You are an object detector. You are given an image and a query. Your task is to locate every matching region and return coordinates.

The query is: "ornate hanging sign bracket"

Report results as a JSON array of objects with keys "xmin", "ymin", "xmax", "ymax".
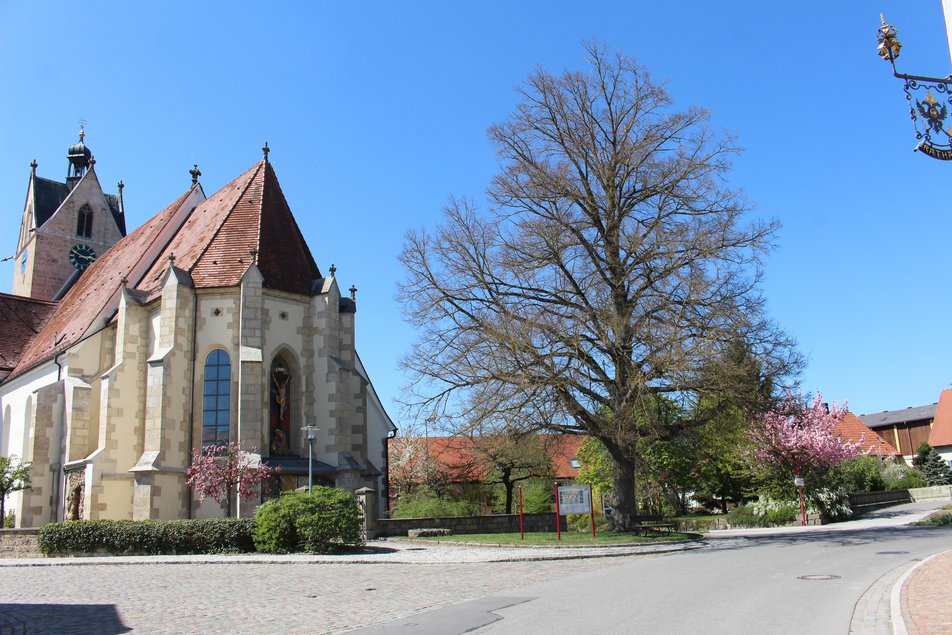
[{"xmin": 878, "ymin": 15, "xmax": 952, "ymax": 160}]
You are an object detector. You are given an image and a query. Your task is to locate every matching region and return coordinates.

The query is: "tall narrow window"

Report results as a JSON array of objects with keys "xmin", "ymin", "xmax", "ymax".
[
  {"xmin": 76, "ymin": 205, "xmax": 93, "ymax": 238},
  {"xmin": 202, "ymin": 349, "xmax": 231, "ymax": 446}
]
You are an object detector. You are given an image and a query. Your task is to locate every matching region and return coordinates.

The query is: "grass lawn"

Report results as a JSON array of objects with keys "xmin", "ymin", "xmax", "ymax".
[
  {"xmin": 913, "ymin": 504, "xmax": 952, "ymax": 526},
  {"xmin": 393, "ymin": 530, "xmax": 695, "ymax": 546}
]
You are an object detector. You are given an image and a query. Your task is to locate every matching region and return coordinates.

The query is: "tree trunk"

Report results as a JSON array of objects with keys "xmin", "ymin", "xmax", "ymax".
[
  {"xmin": 608, "ymin": 456, "xmax": 638, "ymax": 531},
  {"xmin": 498, "ymin": 467, "xmax": 515, "ymax": 514}
]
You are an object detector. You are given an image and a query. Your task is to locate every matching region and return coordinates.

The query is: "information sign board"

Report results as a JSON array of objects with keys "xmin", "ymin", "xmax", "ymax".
[{"xmin": 557, "ymin": 485, "xmax": 592, "ymax": 515}]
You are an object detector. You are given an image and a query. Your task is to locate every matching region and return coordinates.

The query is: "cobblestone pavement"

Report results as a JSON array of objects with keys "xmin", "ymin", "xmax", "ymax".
[
  {"xmin": 901, "ymin": 550, "xmax": 952, "ymax": 635},
  {"xmin": 0, "ymin": 542, "xmax": 680, "ymax": 634}
]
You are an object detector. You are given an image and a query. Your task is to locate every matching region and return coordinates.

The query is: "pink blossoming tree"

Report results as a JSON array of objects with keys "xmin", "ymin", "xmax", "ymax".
[
  {"xmin": 186, "ymin": 442, "xmax": 280, "ymax": 517},
  {"xmin": 748, "ymin": 391, "xmax": 866, "ymax": 521}
]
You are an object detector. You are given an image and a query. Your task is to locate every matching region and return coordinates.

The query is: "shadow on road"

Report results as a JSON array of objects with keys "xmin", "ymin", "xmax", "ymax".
[
  {"xmin": 703, "ymin": 524, "xmax": 952, "ymax": 552},
  {"xmin": 0, "ymin": 603, "xmax": 130, "ymax": 634}
]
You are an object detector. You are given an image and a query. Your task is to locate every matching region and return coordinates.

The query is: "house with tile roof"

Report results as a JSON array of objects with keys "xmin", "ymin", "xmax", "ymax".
[
  {"xmin": 0, "ymin": 138, "xmax": 395, "ymax": 526},
  {"xmin": 929, "ymin": 390, "xmax": 952, "ymax": 464},
  {"xmin": 859, "ymin": 403, "xmax": 936, "ymax": 461},
  {"xmin": 833, "ymin": 413, "xmax": 901, "ymax": 458}
]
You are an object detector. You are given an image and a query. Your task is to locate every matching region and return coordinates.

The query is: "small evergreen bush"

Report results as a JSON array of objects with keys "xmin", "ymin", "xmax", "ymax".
[
  {"xmin": 253, "ymin": 487, "xmax": 363, "ymax": 553},
  {"xmin": 3, "ymin": 511, "xmax": 14, "ymax": 528},
  {"xmin": 912, "ymin": 442, "xmax": 952, "ymax": 486},
  {"xmin": 37, "ymin": 518, "xmax": 255, "ymax": 555}
]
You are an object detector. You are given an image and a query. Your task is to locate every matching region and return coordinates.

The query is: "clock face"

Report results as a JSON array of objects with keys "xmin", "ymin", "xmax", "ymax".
[{"xmin": 68, "ymin": 244, "xmax": 97, "ymax": 270}]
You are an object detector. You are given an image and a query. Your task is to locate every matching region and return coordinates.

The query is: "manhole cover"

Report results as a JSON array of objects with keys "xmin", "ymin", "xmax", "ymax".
[
  {"xmin": 876, "ymin": 551, "xmax": 910, "ymax": 555},
  {"xmin": 798, "ymin": 574, "xmax": 841, "ymax": 581}
]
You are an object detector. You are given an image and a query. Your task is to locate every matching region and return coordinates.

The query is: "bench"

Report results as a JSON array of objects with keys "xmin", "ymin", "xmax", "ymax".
[{"xmin": 629, "ymin": 514, "xmax": 676, "ymax": 535}]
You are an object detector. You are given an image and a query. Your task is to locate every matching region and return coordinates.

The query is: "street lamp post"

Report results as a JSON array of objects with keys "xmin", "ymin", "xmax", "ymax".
[{"xmin": 302, "ymin": 424, "xmax": 319, "ymax": 494}]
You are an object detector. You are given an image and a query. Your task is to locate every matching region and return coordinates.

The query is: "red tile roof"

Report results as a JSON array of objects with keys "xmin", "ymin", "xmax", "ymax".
[
  {"xmin": 401, "ymin": 434, "xmax": 585, "ymax": 481},
  {"xmin": 834, "ymin": 413, "xmax": 901, "ymax": 456},
  {"xmin": 929, "ymin": 389, "xmax": 952, "ymax": 448},
  {"xmin": 138, "ymin": 161, "xmax": 320, "ymax": 298},
  {"xmin": 0, "ymin": 294, "xmax": 57, "ymax": 372}
]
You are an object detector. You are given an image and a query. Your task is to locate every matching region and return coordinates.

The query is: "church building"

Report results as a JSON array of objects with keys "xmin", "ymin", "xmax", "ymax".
[{"xmin": 0, "ymin": 133, "xmax": 396, "ymax": 526}]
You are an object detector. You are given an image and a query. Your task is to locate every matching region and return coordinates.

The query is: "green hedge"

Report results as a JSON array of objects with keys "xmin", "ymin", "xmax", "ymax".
[
  {"xmin": 38, "ymin": 518, "xmax": 255, "ymax": 556},
  {"xmin": 253, "ymin": 488, "xmax": 363, "ymax": 553}
]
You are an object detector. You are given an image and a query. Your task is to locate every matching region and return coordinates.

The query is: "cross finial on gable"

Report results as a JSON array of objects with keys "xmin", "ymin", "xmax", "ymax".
[
  {"xmin": 189, "ymin": 164, "xmax": 202, "ymax": 184},
  {"xmin": 349, "ymin": 284, "xmax": 357, "ymax": 300},
  {"xmin": 168, "ymin": 253, "xmax": 176, "ymax": 266},
  {"xmin": 249, "ymin": 247, "xmax": 258, "ymax": 265},
  {"xmin": 118, "ymin": 180, "xmax": 124, "ymax": 192},
  {"xmin": 30, "ymin": 159, "xmax": 38, "ymax": 176},
  {"xmin": 329, "ymin": 263, "xmax": 336, "ymax": 276},
  {"xmin": 262, "ymin": 141, "xmax": 270, "ymax": 163},
  {"xmin": 120, "ymin": 275, "xmax": 128, "ymax": 288}
]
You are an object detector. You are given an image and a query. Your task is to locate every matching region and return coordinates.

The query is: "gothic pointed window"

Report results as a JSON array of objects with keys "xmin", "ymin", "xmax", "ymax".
[
  {"xmin": 76, "ymin": 205, "xmax": 93, "ymax": 238},
  {"xmin": 202, "ymin": 349, "xmax": 231, "ymax": 446}
]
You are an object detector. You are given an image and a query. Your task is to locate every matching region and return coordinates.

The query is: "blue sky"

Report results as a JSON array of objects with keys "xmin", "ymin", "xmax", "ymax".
[{"xmin": 1, "ymin": 1, "xmax": 949, "ymax": 422}]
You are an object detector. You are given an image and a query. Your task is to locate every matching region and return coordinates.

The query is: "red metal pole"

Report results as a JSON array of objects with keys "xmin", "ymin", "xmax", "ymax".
[
  {"xmin": 588, "ymin": 482, "xmax": 596, "ymax": 539},
  {"xmin": 554, "ymin": 482, "xmax": 561, "ymax": 541},
  {"xmin": 519, "ymin": 486, "xmax": 524, "ymax": 540},
  {"xmin": 797, "ymin": 465, "xmax": 806, "ymax": 526}
]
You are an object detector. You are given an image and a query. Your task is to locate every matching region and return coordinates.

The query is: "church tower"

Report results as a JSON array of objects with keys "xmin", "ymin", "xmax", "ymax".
[{"xmin": 13, "ymin": 131, "xmax": 127, "ymax": 301}]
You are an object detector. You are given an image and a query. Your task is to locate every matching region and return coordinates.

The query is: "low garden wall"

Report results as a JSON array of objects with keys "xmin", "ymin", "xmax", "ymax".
[
  {"xmin": 908, "ymin": 485, "xmax": 952, "ymax": 501},
  {"xmin": 0, "ymin": 529, "xmax": 41, "ymax": 558},
  {"xmin": 848, "ymin": 489, "xmax": 910, "ymax": 512},
  {"xmin": 374, "ymin": 512, "xmax": 566, "ymax": 537}
]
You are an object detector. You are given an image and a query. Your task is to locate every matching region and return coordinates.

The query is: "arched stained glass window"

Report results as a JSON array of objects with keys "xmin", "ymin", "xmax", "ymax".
[{"xmin": 202, "ymin": 349, "xmax": 231, "ymax": 446}]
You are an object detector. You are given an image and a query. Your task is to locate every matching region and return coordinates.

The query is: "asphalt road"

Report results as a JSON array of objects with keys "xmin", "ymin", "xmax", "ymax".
[
  {"xmin": 1, "ymin": 500, "xmax": 949, "ymax": 634},
  {"xmin": 469, "ymin": 517, "xmax": 952, "ymax": 633}
]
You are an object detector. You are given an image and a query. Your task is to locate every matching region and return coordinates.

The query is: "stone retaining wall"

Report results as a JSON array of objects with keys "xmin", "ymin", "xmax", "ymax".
[
  {"xmin": 375, "ymin": 513, "xmax": 566, "ymax": 537},
  {"xmin": 0, "ymin": 529, "xmax": 41, "ymax": 558}
]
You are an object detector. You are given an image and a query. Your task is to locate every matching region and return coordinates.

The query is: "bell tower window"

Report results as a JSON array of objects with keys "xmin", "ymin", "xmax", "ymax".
[{"xmin": 76, "ymin": 206, "xmax": 93, "ymax": 238}]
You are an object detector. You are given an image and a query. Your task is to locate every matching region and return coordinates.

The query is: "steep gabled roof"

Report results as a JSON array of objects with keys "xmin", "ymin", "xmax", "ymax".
[
  {"xmin": 31, "ymin": 172, "xmax": 126, "ymax": 236},
  {"xmin": 0, "ymin": 294, "xmax": 57, "ymax": 372},
  {"xmin": 834, "ymin": 413, "xmax": 901, "ymax": 456},
  {"xmin": 7, "ymin": 188, "xmax": 198, "ymax": 380},
  {"xmin": 138, "ymin": 161, "xmax": 321, "ymax": 298},
  {"xmin": 929, "ymin": 389, "xmax": 952, "ymax": 448}
]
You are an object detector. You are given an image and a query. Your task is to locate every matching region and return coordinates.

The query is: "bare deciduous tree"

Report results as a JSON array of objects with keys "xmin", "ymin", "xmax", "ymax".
[{"xmin": 399, "ymin": 43, "xmax": 800, "ymax": 530}]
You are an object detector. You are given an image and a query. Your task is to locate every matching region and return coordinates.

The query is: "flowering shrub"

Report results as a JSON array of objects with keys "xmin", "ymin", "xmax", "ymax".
[
  {"xmin": 748, "ymin": 391, "xmax": 867, "ymax": 495},
  {"xmin": 748, "ymin": 497, "xmax": 800, "ymax": 523},
  {"xmin": 810, "ymin": 487, "xmax": 852, "ymax": 522},
  {"xmin": 186, "ymin": 442, "xmax": 279, "ymax": 517}
]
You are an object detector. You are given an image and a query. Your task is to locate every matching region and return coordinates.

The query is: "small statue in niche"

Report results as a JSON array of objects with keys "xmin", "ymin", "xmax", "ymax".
[{"xmin": 270, "ymin": 428, "xmax": 288, "ymax": 455}]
